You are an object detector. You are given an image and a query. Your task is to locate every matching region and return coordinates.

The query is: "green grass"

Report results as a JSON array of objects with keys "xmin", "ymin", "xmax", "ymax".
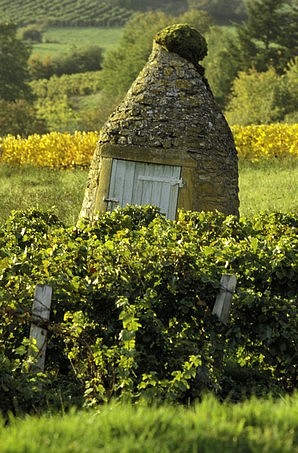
[
  {"xmin": 1, "ymin": 395, "xmax": 297, "ymax": 452},
  {"xmin": 238, "ymin": 158, "xmax": 298, "ymax": 217},
  {"xmin": 0, "ymin": 158, "xmax": 297, "ymax": 226},
  {"xmin": 0, "ymin": 165, "xmax": 88, "ymax": 225},
  {"xmin": 32, "ymin": 27, "xmax": 123, "ymax": 58}
]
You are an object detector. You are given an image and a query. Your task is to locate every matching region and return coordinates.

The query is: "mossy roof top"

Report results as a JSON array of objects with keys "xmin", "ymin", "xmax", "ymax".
[
  {"xmin": 154, "ymin": 23, "xmax": 207, "ymax": 65},
  {"xmin": 98, "ymin": 24, "xmax": 235, "ymax": 153}
]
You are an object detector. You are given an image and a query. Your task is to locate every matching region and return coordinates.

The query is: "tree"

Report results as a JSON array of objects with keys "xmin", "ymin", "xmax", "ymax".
[
  {"xmin": 101, "ymin": 9, "xmax": 214, "ymax": 100},
  {"xmin": 101, "ymin": 11, "xmax": 176, "ymax": 98},
  {"xmin": 178, "ymin": 8, "xmax": 214, "ymax": 34},
  {"xmin": 203, "ymin": 26, "xmax": 239, "ymax": 108},
  {"xmin": 282, "ymin": 57, "xmax": 298, "ymax": 123},
  {"xmin": 20, "ymin": 25, "xmax": 43, "ymax": 43},
  {"xmin": 0, "ymin": 99, "xmax": 47, "ymax": 136},
  {"xmin": 187, "ymin": 0, "xmax": 246, "ymax": 23},
  {"xmin": 0, "ymin": 22, "xmax": 32, "ymax": 101},
  {"xmin": 28, "ymin": 54, "xmax": 56, "ymax": 80},
  {"xmin": 234, "ymin": 0, "xmax": 298, "ymax": 73},
  {"xmin": 224, "ymin": 67, "xmax": 291, "ymax": 125}
]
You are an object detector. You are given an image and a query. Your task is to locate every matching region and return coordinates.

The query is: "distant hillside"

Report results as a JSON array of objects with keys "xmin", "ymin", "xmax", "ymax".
[
  {"xmin": 0, "ymin": 1, "xmax": 245, "ymax": 28},
  {"xmin": 0, "ymin": 0, "xmax": 133, "ymax": 27}
]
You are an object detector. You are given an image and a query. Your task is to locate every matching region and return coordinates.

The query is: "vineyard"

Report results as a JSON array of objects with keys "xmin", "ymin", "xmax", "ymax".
[
  {"xmin": 0, "ymin": 0, "xmax": 133, "ymax": 26},
  {"xmin": 0, "ymin": 124, "xmax": 297, "ymax": 168},
  {"xmin": 0, "ymin": 126, "xmax": 297, "ymax": 449},
  {"xmin": 0, "ymin": 206, "xmax": 297, "ymax": 414}
]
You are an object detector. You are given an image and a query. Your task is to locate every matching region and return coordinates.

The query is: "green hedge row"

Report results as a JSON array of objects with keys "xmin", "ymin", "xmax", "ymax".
[{"xmin": 0, "ymin": 207, "xmax": 297, "ymax": 415}]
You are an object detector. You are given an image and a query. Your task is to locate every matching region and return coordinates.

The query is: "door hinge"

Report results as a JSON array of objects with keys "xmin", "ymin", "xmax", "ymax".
[
  {"xmin": 172, "ymin": 178, "xmax": 184, "ymax": 188},
  {"xmin": 103, "ymin": 196, "xmax": 119, "ymax": 203},
  {"xmin": 138, "ymin": 175, "xmax": 184, "ymax": 187}
]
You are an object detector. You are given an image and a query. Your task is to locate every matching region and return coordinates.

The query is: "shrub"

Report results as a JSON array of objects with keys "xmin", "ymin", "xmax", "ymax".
[
  {"xmin": 0, "ymin": 131, "xmax": 97, "ymax": 166},
  {"xmin": 0, "ymin": 99, "xmax": 47, "ymax": 137},
  {"xmin": 28, "ymin": 55, "xmax": 56, "ymax": 80},
  {"xmin": 28, "ymin": 46, "xmax": 104, "ymax": 80},
  {"xmin": 20, "ymin": 26, "xmax": 43, "ymax": 43},
  {"xmin": 225, "ymin": 64, "xmax": 297, "ymax": 125}
]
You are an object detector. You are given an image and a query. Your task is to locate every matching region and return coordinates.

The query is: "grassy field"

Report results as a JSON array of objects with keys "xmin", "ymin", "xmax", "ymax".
[
  {"xmin": 1, "ymin": 395, "xmax": 297, "ymax": 452},
  {"xmin": 0, "ymin": 165, "xmax": 87, "ymax": 225},
  {"xmin": 32, "ymin": 27, "xmax": 123, "ymax": 58},
  {"xmin": 0, "ymin": 158, "xmax": 297, "ymax": 225},
  {"xmin": 238, "ymin": 158, "xmax": 298, "ymax": 216}
]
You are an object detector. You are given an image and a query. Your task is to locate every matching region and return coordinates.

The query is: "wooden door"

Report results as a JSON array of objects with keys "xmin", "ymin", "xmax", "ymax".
[{"xmin": 105, "ymin": 159, "xmax": 182, "ymax": 219}]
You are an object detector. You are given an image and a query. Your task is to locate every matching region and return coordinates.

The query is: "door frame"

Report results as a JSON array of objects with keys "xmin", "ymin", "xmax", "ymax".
[
  {"xmin": 94, "ymin": 144, "xmax": 197, "ymax": 219},
  {"xmin": 106, "ymin": 159, "xmax": 183, "ymax": 219}
]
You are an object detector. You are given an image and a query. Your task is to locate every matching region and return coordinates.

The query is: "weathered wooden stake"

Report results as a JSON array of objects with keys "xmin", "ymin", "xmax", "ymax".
[
  {"xmin": 212, "ymin": 274, "xmax": 237, "ymax": 324},
  {"xmin": 29, "ymin": 284, "xmax": 52, "ymax": 372}
]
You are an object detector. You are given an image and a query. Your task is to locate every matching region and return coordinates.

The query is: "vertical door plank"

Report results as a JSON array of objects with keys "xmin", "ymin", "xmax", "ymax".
[{"xmin": 107, "ymin": 159, "xmax": 181, "ymax": 219}]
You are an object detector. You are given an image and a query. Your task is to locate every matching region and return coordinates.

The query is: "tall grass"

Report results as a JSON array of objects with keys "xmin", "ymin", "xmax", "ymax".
[
  {"xmin": 0, "ymin": 158, "xmax": 297, "ymax": 225},
  {"xmin": 0, "ymin": 394, "xmax": 297, "ymax": 452}
]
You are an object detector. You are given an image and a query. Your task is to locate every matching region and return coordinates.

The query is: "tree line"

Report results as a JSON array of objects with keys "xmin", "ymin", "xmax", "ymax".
[{"xmin": 101, "ymin": 0, "xmax": 297, "ymax": 122}]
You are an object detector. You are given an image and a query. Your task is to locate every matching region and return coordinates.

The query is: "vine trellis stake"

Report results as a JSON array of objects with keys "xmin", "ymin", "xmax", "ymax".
[
  {"xmin": 212, "ymin": 274, "xmax": 237, "ymax": 324},
  {"xmin": 29, "ymin": 284, "xmax": 52, "ymax": 372}
]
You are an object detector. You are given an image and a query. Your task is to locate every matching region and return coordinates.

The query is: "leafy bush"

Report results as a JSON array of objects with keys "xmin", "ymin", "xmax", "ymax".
[
  {"xmin": 20, "ymin": 26, "xmax": 43, "ymax": 43},
  {"xmin": 0, "ymin": 99, "xmax": 47, "ymax": 137},
  {"xmin": 0, "ymin": 207, "xmax": 297, "ymax": 416},
  {"xmin": 28, "ymin": 46, "xmax": 104, "ymax": 80},
  {"xmin": 225, "ymin": 64, "xmax": 298, "ymax": 125}
]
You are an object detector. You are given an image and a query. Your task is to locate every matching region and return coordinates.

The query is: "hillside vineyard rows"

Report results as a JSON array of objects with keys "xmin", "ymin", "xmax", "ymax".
[{"xmin": 0, "ymin": 0, "xmax": 133, "ymax": 26}]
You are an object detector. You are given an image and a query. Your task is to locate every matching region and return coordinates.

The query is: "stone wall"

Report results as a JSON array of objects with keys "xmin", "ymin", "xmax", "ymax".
[{"xmin": 80, "ymin": 25, "xmax": 239, "ymax": 218}]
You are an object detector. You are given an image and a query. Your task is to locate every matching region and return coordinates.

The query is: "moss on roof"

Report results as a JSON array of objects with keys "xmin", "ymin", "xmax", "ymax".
[{"xmin": 154, "ymin": 23, "xmax": 208, "ymax": 66}]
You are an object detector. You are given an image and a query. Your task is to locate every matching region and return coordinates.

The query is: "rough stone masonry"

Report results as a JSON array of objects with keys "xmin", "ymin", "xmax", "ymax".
[{"xmin": 80, "ymin": 24, "xmax": 239, "ymax": 218}]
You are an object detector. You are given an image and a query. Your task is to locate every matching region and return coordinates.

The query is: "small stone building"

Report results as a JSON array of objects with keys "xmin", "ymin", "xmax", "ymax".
[{"xmin": 80, "ymin": 24, "xmax": 239, "ymax": 220}]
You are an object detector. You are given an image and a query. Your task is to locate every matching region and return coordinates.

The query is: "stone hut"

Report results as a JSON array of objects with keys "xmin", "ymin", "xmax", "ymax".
[{"xmin": 80, "ymin": 24, "xmax": 239, "ymax": 220}]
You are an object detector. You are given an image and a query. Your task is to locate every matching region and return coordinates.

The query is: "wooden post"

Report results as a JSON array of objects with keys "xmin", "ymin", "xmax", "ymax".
[
  {"xmin": 29, "ymin": 284, "xmax": 52, "ymax": 372},
  {"xmin": 212, "ymin": 274, "xmax": 237, "ymax": 324}
]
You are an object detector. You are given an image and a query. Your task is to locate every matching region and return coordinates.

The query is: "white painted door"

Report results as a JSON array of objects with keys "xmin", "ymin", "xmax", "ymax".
[{"xmin": 105, "ymin": 159, "xmax": 182, "ymax": 219}]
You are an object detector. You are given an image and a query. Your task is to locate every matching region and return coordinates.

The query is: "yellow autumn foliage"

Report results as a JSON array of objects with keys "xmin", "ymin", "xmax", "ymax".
[
  {"xmin": 0, "ymin": 131, "xmax": 98, "ymax": 168},
  {"xmin": 231, "ymin": 124, "xmax": 298, "ymax": 160},
  {"xmin": 0, "ymin": 124, "xmax": 297, "ymax": 168}
]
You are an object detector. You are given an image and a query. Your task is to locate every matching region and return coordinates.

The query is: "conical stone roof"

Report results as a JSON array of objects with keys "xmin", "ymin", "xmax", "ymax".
[{"xmin": 80, "ymin": 24, "xmax": 239, "ymax": 218}]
